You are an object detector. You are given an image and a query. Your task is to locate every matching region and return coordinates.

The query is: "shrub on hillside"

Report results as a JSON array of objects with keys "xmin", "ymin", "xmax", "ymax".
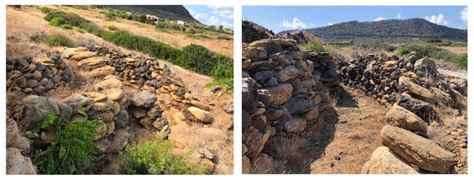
[
  {"xmin": 303, "ymin": 39, "xmax": 328, "ymax": 53},
  {"xmin": 43, "ymin": 34, "xmax": 75, "ymax": 47},
  {"xmin": 397, "ymin": 42, "xmax": 467, "ymax": 69},
  {"xmin": 42, "ymin": 10, "xmax": 234, "ymax": 90},
  {"xmin": 44, "ymin": 11, "xmax": 89, "ymax": 26},
  {"xmin": 176, "ymin": 44, "xmax": 233, "ymax": 79},
  {"xmin": 119, "ymin": 138, "xmax": 210, "ymax": 174}
]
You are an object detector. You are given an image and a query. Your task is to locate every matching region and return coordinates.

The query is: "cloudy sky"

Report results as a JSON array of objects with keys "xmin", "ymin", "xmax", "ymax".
[
  {"xmin": 243, "ymin": 6, "xmax": 468, "ymax": 33},
  {"xmin": 185, "ymin": 5, "xmax": 233, "ymax": 28}
]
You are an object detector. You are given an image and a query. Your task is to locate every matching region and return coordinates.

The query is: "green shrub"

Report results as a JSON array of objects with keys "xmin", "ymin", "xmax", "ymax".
[
  {"xmin": 38, "ymin": 6, "xmax": 53, "ymax": 14},
  {"xmin": 303, "ymin": 39, "xmax": 328, "ymax": 53},
  {"xmin": 32, "ymin": 113, "xmax": 101, "ymax": 174},
  {"xmin": 44, "ymin": 11, "xmax": 89, "ymax": 26},
  {"xmin": 107, "ymin": 25, "xmax": 119, "ymax": 31},
  {"xmin": 48, "ymin": 17, "xmax": 65, "ymax": 27},
  {"xmin": 120, "ymin": 138, "xmax": 210, "ymax": 174},
  {"xmin": 43, "ymin": 34, "xmax": 75, "ymax": 47}
]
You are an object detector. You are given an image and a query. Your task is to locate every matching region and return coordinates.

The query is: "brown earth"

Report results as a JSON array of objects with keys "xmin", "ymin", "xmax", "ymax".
[{"xmin": 310, "ymin": 86, "xmax": 388, "ymax": 174}]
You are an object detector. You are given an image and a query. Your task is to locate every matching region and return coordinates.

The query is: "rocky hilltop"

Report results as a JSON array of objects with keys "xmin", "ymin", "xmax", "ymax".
[
  {"xmin": 281, "ymin": 18, "xmax": 467, "ymax": 43},
  {"xmin": 98, "ymin": 5, "xmax": 200, "ymax": 23}
]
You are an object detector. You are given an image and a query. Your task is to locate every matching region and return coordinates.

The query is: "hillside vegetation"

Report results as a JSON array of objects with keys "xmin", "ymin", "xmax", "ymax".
[{"xmin": 41, "ymin": 7, "xmax": 233, "ymax": 89}]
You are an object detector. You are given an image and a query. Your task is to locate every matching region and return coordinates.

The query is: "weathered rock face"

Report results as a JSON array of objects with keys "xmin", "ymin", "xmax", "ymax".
[
  {"xmin": 414, "ymin": 58, "xmax": 437, "ymax": 78},
  {"xmin": 131, "ymin": 91, "xmax": 157, "ymax": 108},
  {"xmin": 381, "ymin": 125, "xmax": 456, "ymax": 173},
  {"xmin": 384, "ymin": 104, "xmax": 427, "ymax": 133},
  {"xmin": 242, "ymin": 20, "xmax": 275, "ymax": 44},
  {"xmin": 242, "ymin": 22, "xmax": 338, "ymax": 173},
  {"xmin": 361, "ymin": 146, "xmax": 419, "ymax": 174},
  {"xmin": 396, "ymin": 93, "xmax": 436, "ymax": 123},
  {"xmin": 21, "ymin": 95, "xmax": 60, "ymax": 130},
  {"xmin": 6, "ymin": 147, "xmax": 36, "ymax": 174}
]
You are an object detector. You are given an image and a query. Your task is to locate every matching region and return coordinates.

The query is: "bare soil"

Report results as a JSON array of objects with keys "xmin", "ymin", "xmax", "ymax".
[{"xmin": 310, "ymin": 86, "xmax": 388, "ymax": 174}]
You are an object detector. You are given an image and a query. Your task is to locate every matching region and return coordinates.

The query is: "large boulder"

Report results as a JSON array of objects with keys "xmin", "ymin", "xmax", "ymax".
[
  {"xmin": 278, "ymin": 65, "xmax": 299, "ymax": 82},
  {"xmin": 381, "ymin": 125, "xmax": 456, "ymax": 173},
  {"xmin": 399, "ymin": 76, "xmax": 434, "ymax": 102},
  {"xmin": 131, "ymin": 91, "xmax": 156, "ymax": 108},
  {"xmin": 21, "ymin": 95, "xmax": 60, "ymax": 130},
  {"xmin": 187, "ymin": 106, "xmax": 213, "ymax": 123},
  {"xmin": 258, "ymin": 83, "xmax": 293, "ymax": 105},
  {"xmin": 284, "ymin": 96, "xmax": 316, "ymax": 114},
  {"xmin": 414, "ymin": 58, "xmax": 437, "ymax": 77},
  {"xmin": 62, "ymin": 93, "xmax": 94, "ymax": 114},
  {"xmin": 396, "ymin": 93, "xmax": 436, "ymax": 123},
  {"xmin": 384, "ymin": 104, "xmax": 427, "ymax": 133},
  {"xmin": 6, "ymin": 147, "xmax": 36, "ymax": 174},
  {"xmin": 361, "ymin": 146, "xmax": 419, "ymax": 174}
]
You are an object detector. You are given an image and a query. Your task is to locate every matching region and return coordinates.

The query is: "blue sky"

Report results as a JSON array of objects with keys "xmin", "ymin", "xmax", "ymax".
[
  {"xmin": 185, "ymin": 5, "xmax": 233, "ymax": 28},
  {"xmin": 243, "ymin": 6, "xmax": 468, "ymax": 33}
]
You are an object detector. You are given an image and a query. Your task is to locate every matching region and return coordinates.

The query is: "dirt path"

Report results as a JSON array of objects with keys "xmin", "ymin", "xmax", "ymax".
[{"xmin": 310, "ymin": 86, "xmax": 388, "ymax": 174}]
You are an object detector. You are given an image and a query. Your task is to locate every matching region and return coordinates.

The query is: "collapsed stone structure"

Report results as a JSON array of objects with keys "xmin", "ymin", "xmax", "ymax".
[
  {"xmin": 336, "ymin": 52, "xmax": 466, "ymax": 105},
  {"xmin": 6, "ymin": 44, "xmax": 227, "ymax": 174},
  {"xmin": 358, "ymin": 53, "xmax": 467, "ymax": 174},
  {"xmin": 242, "ymin": 22, "xmax": 339, "ymax": 173}
]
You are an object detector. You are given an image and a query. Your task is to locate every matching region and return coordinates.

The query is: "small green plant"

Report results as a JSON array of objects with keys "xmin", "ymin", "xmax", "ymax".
[
  {"xmin": 120, "ymin": 138, "xmax": 210, "ymax": 174},
  {"xmin": 107, "ymin": 25, "xmax": 119, "ymax": 31},
  {"xmin": 303, "ymin": 39, "xmax": 328, "ymax": 53},
  {"xmin": 27, "ymin": 112, "xmax": 61, "ymax": 138},
  {"xmin": 32, "ymin": 113, "xmax": 101, "ymax": 174},
  {"xmin": 43, "ymin": 34, "xmax": 75, "ymax": 47},
  {"xmin": 48, "ymin": 17, "xmax": 65, "ymax": 27}
]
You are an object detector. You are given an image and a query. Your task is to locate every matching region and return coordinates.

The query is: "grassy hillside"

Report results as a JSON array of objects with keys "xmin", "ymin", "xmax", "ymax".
[{"xmin": 40, "ymin": 7, "xmax": 233, "ymax": 89}]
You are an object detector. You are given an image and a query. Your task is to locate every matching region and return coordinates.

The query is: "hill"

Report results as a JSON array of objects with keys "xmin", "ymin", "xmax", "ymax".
[
  {"xmin": 280, "ymin": 18, "xmax": 467, "ymax": 43},
  {"xmin": 98, "ymin": 5, "xmax": 200, "ymax": 23}
]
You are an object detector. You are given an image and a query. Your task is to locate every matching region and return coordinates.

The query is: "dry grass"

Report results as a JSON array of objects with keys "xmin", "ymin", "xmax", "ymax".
[{"xmin": 440, "ymin": 46, "xmax": 467, "ymax": 55}]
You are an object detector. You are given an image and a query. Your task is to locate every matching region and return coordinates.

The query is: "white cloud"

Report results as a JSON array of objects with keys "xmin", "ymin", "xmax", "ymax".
[
  {"xmin": 328, "ymin": 22, "xmax": 333, "ymax": 26},
  {"xmin": 208, "ymin": 5, "xmax": 233, "ymax": 19},
  {"xmin": 397, "ymin": 14, "xmax": 402, "ymax": 19},
  {"xmin": 308, "ymin": 23, "xmax": 316, "ymax": 27},
  {"xmin": 189, "ymin": 9, "xmax": 233, "ymax": 28},
  {"xmin": 281, "ymin": 17, "xmax": 308, "ymax": 30},
  {"xmin": 460, "ymin": 7, "xmax": 468, "ymax": 23},
  {"xmin": 373, "ymin": 17, "xmax": 385, "ymax": 21},
  {"xmin": 425, "ymin": 14, "xmax": 448, "ymax": 26}
]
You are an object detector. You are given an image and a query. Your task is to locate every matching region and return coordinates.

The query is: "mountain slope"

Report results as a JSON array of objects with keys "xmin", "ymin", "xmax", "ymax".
[
  {"xmin": 280, "ymin": 18, "xmax": 467, "ymax": 43},
  {"xmin": 98, "ymin": 5, "xmax": 200, "ymax": 24}
]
